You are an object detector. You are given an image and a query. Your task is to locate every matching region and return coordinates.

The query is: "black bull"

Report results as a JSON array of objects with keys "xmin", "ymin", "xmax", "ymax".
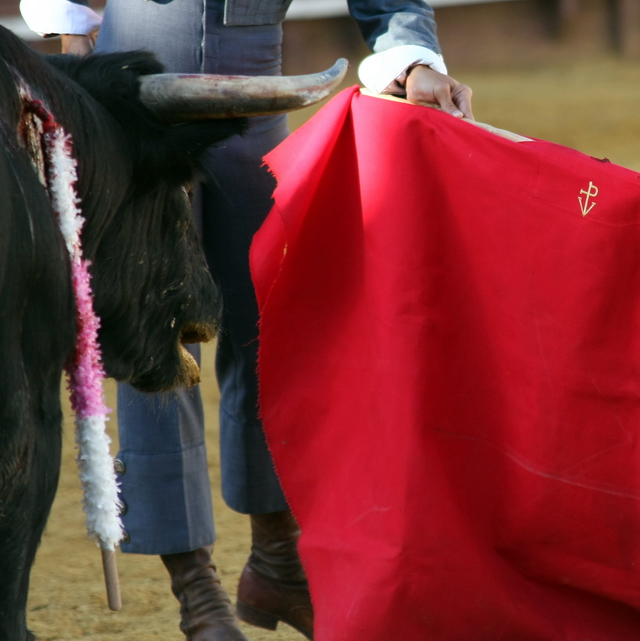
[{"xmin": 0, "ymin": 26, "xmax": 249, "ymax": 639}]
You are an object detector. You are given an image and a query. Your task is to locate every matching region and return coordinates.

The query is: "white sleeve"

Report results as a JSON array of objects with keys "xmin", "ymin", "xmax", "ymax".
[
  {"xmin": 358, "ymin": 45, "xmax": 448, "ymax": 95},
  {"xmin": 20, "ymin": 0, "xmax": 102, "ymax": 36}
]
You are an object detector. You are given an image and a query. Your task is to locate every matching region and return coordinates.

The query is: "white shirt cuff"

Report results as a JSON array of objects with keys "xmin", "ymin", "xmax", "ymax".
[
  {"xmin": 358, "ymin": 45, "xmax": 448, "ymax": 95},
  {"xmin": 20, "ymin": 0, "xmax": 102, "ymax": 36}
]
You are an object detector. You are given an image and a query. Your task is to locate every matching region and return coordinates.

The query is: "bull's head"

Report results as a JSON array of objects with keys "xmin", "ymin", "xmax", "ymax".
[{"xmin": 37, "ymin": 48, "xmax": 347, "ymax": 393}]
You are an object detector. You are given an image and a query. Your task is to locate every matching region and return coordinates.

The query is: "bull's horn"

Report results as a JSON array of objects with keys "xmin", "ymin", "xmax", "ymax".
[{"xmin": 139, "ymin": 58, "xmax": 349, "ymax": 121}]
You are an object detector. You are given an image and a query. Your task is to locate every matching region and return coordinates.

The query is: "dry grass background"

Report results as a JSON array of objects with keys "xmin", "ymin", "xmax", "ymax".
[{"xmin": 27, "ymin": 55, "xmax": 640, "ymax": 639}]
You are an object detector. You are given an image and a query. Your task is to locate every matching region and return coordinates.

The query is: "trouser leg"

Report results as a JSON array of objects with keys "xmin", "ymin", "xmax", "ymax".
[
  {"xmin": 199, "ymin": 2, "xmax": 290, "ymax": 515},
  {"xmin": 115, "ymin": 344, "xmax": 215, "ymax": 555},
  {"xmin": 200, "ymin": 121, "xmax": 290, "ymax": 515}
]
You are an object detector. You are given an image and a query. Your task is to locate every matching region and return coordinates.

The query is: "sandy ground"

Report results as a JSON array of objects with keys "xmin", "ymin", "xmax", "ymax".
[{"xmin": 27, "ymin": 56, "xmax": 640, "ymax": 639}]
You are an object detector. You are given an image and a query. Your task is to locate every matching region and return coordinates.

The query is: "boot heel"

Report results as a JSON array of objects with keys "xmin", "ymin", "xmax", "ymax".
[{"xmin": 237, "ymin": 600, "xmax": 280, "ymax": 631}]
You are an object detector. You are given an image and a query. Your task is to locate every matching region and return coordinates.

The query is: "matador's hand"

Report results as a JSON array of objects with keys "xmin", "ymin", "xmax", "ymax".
[{"xmin": 405, "ymin": 65, "xmax": 473, "ymax": 120}]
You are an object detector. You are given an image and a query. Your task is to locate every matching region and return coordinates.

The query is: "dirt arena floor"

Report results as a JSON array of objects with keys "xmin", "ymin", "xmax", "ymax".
[{"xmin": 27, "ymin": 55, "xmax": 640, "ymax": 639}]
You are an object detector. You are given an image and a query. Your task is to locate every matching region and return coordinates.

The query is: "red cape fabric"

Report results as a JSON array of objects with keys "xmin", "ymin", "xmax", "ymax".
[{"xmin": 250, "ymin": 87, "xmax": 640, "ymax": 640}]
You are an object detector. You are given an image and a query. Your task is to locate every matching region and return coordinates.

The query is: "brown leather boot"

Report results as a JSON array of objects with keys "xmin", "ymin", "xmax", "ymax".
[
  {"xmin": 236, "ymin": 511, "xmax": 313, "ymax": 640},
  {"xmin": 161, "ymin": 546, "xmax": 248, "ymax": 641}
]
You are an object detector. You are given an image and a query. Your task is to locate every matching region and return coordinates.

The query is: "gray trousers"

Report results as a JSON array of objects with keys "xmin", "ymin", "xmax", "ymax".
[{"xmin": 96, "ymin": 0, "xmax": 288, "ymax": 555}]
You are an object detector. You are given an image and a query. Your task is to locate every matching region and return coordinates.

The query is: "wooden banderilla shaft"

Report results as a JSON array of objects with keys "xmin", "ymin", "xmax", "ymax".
[{"xmin": 100, "ymin": 544, "xmax": 122, "ymax": 611}]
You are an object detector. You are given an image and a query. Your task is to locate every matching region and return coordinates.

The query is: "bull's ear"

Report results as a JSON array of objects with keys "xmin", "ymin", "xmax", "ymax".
[{"xmin": 135, "ymin": 118, "xmax": 249, "ymax": 189}]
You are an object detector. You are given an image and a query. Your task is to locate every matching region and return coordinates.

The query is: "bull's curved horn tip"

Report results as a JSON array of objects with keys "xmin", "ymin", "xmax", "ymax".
[{"xmin": 139, "ymin": 58, "xmax": 351, "ymax": 121}]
